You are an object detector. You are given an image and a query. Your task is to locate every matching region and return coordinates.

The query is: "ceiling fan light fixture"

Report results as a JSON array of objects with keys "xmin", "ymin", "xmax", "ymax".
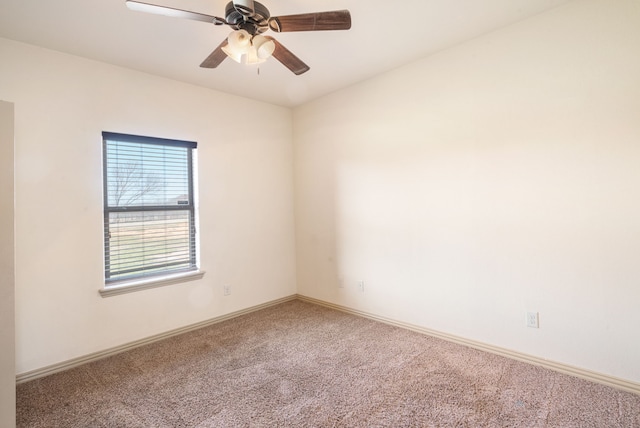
[
  {"xmin": 227, "ymin": 29, "xmax": 251, "ymax": 49},
  {"xmin": 221, "ymin": 44, "xmax": 243, "ymax": 63},
  {"xmin": 222, "ymin": 30, "xmax": 275, "ymax": 65},
  {"xmin": 252, "ymin": 34, "xmax": 275, "ymax": 59},
  {"xmin": 245, "ymin": 46, "xmax": 263, "ymax": 65},
  {"xmin": 222, "ymin": 29, "xmax": 251, "ymax": 63}
]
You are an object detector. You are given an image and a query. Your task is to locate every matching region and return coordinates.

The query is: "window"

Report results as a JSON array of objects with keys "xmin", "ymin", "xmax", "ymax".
[{"xmin": 102, "ymin": 132, "xmax": 199, "ymax": 290}]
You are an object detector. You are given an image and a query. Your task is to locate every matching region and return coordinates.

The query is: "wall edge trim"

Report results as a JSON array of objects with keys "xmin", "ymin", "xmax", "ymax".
[
  {"xmin": 16, "ymin": 294, "xmax": 298, "ymax": 384},
  {"xmin": 296, "ymin": 294, "xmax": 640, "ymax": 396},
  {"xmin": 18, "ymin": 293, "xmax": 640, "ymax": 396}
]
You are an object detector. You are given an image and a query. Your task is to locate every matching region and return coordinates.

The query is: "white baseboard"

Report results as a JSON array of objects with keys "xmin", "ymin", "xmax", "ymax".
[
  {"xmin": 16, "ymin": 295, "xmax": 298, "ymax": 384},
  {"xmin": 17, "ymin": 293, "xmax": 640, "ymax": 396},
  {"xmin": 296, "ymin": 294, "xmax": 640, "ymax": 396}
]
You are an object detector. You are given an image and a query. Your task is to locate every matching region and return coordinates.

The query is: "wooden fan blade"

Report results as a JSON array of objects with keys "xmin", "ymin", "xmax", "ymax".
[
  {"xmin": 126, "ymin": 1, "xmax": 225, "ymax": 24},
  {"xmin": 268, "ymin": 10, "xmax": 351, "ymax": 32},
  {"xmin": 200, "ymin": 40, "xmax": 228, "ymax": 68},
  {"xmin": 265, "ymin": 37, "xmax": 310, "ymax": 75}
]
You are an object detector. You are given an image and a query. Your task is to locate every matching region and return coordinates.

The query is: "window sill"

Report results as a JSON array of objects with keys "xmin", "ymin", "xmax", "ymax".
[{"xmin": 99, "ymin": 270, "xmax": 205, "ymax": 297}]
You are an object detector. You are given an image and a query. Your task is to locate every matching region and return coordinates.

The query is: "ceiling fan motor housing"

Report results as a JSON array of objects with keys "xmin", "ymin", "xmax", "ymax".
[
  {"xmin": 232, "ymin": 0, "xmax": 254, "ymax": 15},
  {"xmin": 225, "ymin": 1, "xmax": 270, "ymax": 35}
]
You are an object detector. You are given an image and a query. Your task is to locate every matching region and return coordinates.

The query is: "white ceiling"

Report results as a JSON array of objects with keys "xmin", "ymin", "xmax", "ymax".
[{"xmin": 0, "ymin": 0, "xmax": 572, "ymax": 107}]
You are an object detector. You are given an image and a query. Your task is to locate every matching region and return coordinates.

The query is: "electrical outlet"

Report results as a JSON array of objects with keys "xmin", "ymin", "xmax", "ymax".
[
  {"xmin": 358, "ymin": 280, "xmax": 365, "ymax": 292},
  {"xmin": 526, "ymin": 312, "xmax": 539, "ymax": 328},
  {"xmin": 338, "ymin": 277, "xmax": 345, "ymax": 289},
  {"xmin": 223, "ymin": 284, "xmax": 231, "ymax": 296}
]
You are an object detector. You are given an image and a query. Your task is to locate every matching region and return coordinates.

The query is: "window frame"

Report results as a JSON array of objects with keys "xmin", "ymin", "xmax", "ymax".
[{"xmin": 100, "ymin": 131, "xmax": 203, "ymax": 296}]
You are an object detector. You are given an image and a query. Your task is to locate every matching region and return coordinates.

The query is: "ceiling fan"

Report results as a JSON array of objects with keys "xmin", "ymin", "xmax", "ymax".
[{"xmin": 126, "ymin": 0, "xmax": 352, "ymax": 75}]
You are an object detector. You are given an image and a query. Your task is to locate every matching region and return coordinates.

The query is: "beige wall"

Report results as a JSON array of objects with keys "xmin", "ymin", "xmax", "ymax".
[
  {"xmin": 0, "ymin": 38, "xmax": 297, "ymax": 375},
  {"xmin": 294, "ymin": 0, "xmax": 640, "ymax": 383},
  {"xmin": 0, "ymin": 100, "xmax": 16, "ymax": 427},
  {"xmin": 3, "ymin": 0, "xmax": 640, "ymax": 390}
]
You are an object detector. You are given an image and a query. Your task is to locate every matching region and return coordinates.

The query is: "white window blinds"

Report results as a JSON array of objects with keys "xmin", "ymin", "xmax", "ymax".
[{"xmin": 102, "ymin": 132, "xmax": 197, "ymax": 283}]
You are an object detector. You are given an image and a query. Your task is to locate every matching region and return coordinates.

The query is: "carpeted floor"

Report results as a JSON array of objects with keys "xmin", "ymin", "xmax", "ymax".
[{"xmin": 16, "ymin": 299, "xmax": 640, "ymax": 427}]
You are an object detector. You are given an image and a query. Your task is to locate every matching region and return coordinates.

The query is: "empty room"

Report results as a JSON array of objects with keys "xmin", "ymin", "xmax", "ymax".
[{"xmin": 1, "ymin": 0, "xmax": 639, "ymax": 426}]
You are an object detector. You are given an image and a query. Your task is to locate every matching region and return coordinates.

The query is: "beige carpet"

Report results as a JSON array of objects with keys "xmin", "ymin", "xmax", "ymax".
[{"xmin": 16, "ymin": 300, "xmax": 640, "ymax": 427}]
